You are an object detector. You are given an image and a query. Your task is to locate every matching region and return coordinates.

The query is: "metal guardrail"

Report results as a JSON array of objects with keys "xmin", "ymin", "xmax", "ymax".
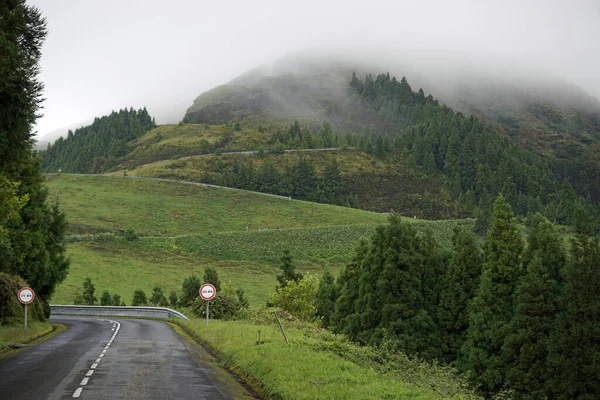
[{"xmin": 50, "ymin": 305, "xmax": 189, "ymax": 320}]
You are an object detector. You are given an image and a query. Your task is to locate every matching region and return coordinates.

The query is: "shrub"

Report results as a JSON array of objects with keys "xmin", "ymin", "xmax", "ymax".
[
  {"xmin": 179, "ymin": 275, "xmax": 201, "ymax": 307},
  {"xmin": 149, "ymin": 286, "xmax": 168, "ymax": 307},
  {"xmin": 132, "ymin": 289, "xmax": 148, "ymax": 306},
  {"xmin": 268, "ymin": 274, "xmax": 319, "ymax": 321},
  {"xmin": 191, "ymin": 284, "xmax": 249, "ymax": 320}
]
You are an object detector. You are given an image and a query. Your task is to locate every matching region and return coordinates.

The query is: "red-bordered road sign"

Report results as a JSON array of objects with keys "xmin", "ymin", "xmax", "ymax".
[
  {"xmin": 18, "ymin": 287, "xmax": 35, "ymax": 304},
  {"xmin": 199, "ymin": 283, "xmax": 216, "ymax": 301}
]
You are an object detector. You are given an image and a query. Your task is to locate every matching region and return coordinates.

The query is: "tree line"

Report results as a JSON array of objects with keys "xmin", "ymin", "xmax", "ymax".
[
  {"xmin": 201, "ymin": 157, "xmax": 349, "ymax": 205},
  {"xmin": 306, "ymin": 196, "xmax": 599, "ymax": 399},
  {"xmin": 40, "ymin": 107, "xmax": 156, "ymax": 173}
]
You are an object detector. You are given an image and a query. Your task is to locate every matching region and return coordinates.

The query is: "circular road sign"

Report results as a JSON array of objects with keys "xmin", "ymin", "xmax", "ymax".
[
  {"xmin": 18, "ymin": 287, "xmax": 35, "ymax": 305},
  {"xmin": 199, "ymin": 283, "xmax": 216, "ymax": 301}
]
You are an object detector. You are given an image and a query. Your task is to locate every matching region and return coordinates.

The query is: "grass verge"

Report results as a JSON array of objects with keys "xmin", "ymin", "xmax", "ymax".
[
  {"xmin": 0, "ymin": 322, "xmax": 67, "ymax": 360},
  {"xmin": 172, "ymin": 317, "xmax": 480, "ymax": 400}
]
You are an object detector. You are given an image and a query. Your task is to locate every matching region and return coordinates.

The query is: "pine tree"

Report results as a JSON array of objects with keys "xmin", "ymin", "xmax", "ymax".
[
  {"xmin": 132, "ymin": 289, "xmax": 148, "ymax": 306},
  {"xmin": 150, "ymin": 286, "xmax": 168, "ymax": 307},
  {"xmin": 203, "ymin": 267, "xmax": 221, "ymax": 292},
  {"xmin": 315, "ymin": 270, "xmax": 337, "ymax": 326},
  {"xmin": 547, "ymin": 234, "xmax": 600, "ymax": 399},
  {"xmin": 331, "ymin": 240, "xmax": 368, "ymax": 336},
  {"xmin": 179, "ymin": 275, "xmax": 201, "ymax": 307},
  {"xmin": 438, "ymin": 228, "xmax": 482, "ymax": 362},
  {"xmin": 82, "ymin": 278, "xmax": 97, "ymax": 305},
  {"xmin": 100, "ymin": 290, "xmax": 112, "ymax": 306},
  {"xmin": 502, "ymin": 214, "xmax": 565, "ymax": 399},
  {"xmin": 276, "ymin": 249, "xmax": 303, "ymax": 290},
  {"xmin": 169, "ymin": 291, "xmax": 178, "ymax": 309},
  {"xmin": 462, "ymin": 195, "xmax": 523, "ymax": 394}
]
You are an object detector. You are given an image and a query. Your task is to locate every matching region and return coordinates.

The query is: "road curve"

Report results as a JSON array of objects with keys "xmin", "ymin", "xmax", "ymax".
[{"xmin": 0, "ymin": 317, "xmax": 256, "ymax": 400}]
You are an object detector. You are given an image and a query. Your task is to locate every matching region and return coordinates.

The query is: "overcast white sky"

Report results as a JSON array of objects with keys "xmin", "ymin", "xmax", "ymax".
[{"xmin": 29, "ymin": 0, "xmax": 600, "ymax": 137}]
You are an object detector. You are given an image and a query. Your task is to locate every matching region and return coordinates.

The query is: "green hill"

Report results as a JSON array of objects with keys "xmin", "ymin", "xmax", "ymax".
[
  {"xmin": 40, "ymin": 66, "xmax": 600, "ymax": 231},
  {"xmin": 46, "ymin": 174, "xmax": 473, "ymax": 306}
]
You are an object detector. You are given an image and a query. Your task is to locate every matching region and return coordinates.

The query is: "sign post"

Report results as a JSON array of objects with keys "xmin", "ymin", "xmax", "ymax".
[
  {"xmin": 18, "ymin": 287, "xmax": 35, "ymax": 329},
  {"xmin": 199, "ymin": 283, "xmax": 216, "ymax": 326}
]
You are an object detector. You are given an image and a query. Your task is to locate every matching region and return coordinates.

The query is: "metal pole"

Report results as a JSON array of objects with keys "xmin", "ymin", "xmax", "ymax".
[
  {"xmin": 206, "ymin": 301, "xmax": 209, "ymax": 326},
  {"xmin": 24, "ymin": 304, "xmax": 28, "ymax": 329}
]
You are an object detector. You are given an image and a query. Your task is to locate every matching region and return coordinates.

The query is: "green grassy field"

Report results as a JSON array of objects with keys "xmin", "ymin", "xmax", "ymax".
[
  {"xmin": 46, "ymin": 174, "xmax": 388, "ymax": 236},
  {"xmin": 47, "ymin": 175, "xmax": 473, "ymax": 307},
  {"xmin": 177, "ymin": 318, "xmax": 480, "ymax": 400},
  {"xmin": 52, "ymin": 242, "xmax": 287, "ymax": 308}
]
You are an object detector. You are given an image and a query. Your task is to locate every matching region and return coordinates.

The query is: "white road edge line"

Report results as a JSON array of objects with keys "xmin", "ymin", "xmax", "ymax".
[{"xmin": 73, "ymin": 388, "xmax": 83, "ymax": 398}]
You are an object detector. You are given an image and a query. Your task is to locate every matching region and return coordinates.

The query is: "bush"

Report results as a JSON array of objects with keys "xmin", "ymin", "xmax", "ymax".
[
  {"xmin": 191, "ymin": 284, "xmax": 249, "ymax": 320},
  {"xmin": 0, "ymin": 273, "xmax": 45, "ymax": 325},
  {"xmin": 132, "ymin": 289, "xmax": 148, "ymax": 306},
  {"xmin": 149, "ymin": 286, "xmax": 168, "ymax": 307},
  {"xmin": 268, "ymin": 274, "xmax": 319, "ymax": 321},
  {"xmin": 123, "ymin": 227, "xmax": 137, "ymax": 241},
  {"xmin": 179, "ymin": 275, "xmax": 201, "ymax": 307}
]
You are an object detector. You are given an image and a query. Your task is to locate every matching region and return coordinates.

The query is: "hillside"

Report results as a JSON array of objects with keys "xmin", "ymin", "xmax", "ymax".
[
  {"xmin": 183, "ymin": 54, "xmax": 600, "ymax": 204},
  {"xmin": 46, "ymin": 174, "xmax": 473, "ymax": 306},
  {"xmin": 40, "ymin": 65, "xmax": 600, "ymax": 231}
]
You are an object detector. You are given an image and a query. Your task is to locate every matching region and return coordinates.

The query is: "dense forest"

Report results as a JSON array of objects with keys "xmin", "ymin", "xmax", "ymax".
[
  {"xmin": 40, "ymin": 108, "xmax": 156, "ymax": 173},
  {"xmin": 315, "ymin": 198, "xmax": 599, "ymax": 399},
  {"xmin": 0, "ymin": 1, "xmax": 69, "ymax": 323},
  {"xmin": 345, "ymin": 73, "xmax": 599, "ymax": 231}
]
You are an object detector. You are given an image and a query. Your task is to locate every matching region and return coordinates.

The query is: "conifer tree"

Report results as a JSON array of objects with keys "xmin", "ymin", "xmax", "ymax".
[
  {"xmin": 276, "ymin": 249, "xmax": 303, "ymax": 290},
  {"xmin": 0, "ymin": 1, "xmax": 69, "ymax": 312},
  {"xmin": 315, "ymin": 270, "xmax": 337, "ymax": 326},
  {"xmin": 547, "ymin": 234, "xmax": 600, "ymax": 399},
  {"xmin": 203, "ymin": 267, "xmax": 221, "ymax": 292},
  {"xmin": 502, "ymin": 214, "xmax": 565, "ymax": 399},
  {"xmin": 462, "ymin": 195, "xmax": 523, "ymax": 394},
  {"xmin": 132, "ymin": 289, "xmax": 148, "ymax": 306},
  {"xmin": 438, "ymin": 228, "xmax": 482, "ymax": 362}
]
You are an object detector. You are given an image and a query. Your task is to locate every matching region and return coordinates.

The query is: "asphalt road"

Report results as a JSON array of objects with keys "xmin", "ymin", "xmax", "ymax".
[{"xmin": 0, "ymin": 317, "xmax": 256, "ymax": 400}]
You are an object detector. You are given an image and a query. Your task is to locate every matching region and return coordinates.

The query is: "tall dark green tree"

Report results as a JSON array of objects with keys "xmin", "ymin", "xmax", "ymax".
[
  {"xmin": 276, "ymin": 249, "xmax": 303, "ymax": 290},
  {"xmin": 502, "ymin": 214, "xmax": 565, "ymax": 399},
  {"xmin": 0, "ymin": 1, "xmax": 69, "ymax": 315},
  {"xmin": 203, "ymin": 267, "xmax": 221, "ymax": 292},
  {"xmin": 333, "ymin": 217, "xmax": 441, "ymax": 360},
  {"xmin": 462, "ymin": 195, "xmax": 523, "ymax": 394},
  {"xmin": 437, "ymin": 228, "xmax": 483, "ymax": 362},
  {"xmin": 179, "ymin": 275, "xmax": 201, "ymax": 307},
  {"xmin": 315, "ymin": 270, "xmax": 337, "ymax": 326},
  {"xmin": 547, "ymin": 234, "xmax": 600, "ymax": 399}
]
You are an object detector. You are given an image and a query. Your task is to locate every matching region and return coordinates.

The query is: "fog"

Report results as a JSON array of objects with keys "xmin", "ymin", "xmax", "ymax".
[{"xmin": 29, "ymin": 0, "xmax": 600, "ymax": 139}]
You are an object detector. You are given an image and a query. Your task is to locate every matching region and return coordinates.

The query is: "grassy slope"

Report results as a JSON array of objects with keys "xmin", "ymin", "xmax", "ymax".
[
  {"xmin": 46, "ymin": 174, "xmax": 387, "ymax": 236},
  {"xmin": 179, "ymin": 318, "xmax": 479, "ymax": 400},
  {"xmin": 47, "ymin": 175, "xmax": 473, "ymax": 307}
]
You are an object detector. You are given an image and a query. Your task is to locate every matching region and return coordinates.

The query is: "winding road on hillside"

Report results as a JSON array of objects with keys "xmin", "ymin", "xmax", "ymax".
[{"xmin": 0, "ymin": 317, "xmax": 255, "ymax": 400}]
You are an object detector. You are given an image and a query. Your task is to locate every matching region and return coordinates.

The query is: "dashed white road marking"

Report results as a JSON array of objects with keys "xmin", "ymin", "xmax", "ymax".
[{"xmin": 71, "ymin": 320, "xmax": 121, "ymax": 398}]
